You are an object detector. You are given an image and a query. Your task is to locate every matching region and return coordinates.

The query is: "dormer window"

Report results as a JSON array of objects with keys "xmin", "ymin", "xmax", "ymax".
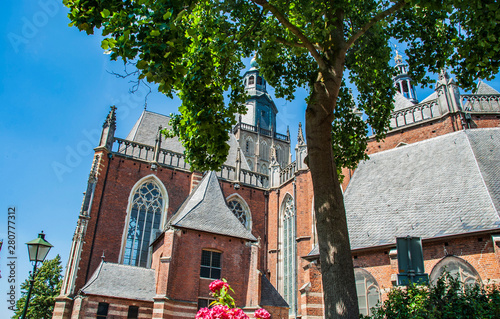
[{"xmin": 248, "ymin": 76, "xmax": 255, "ymax": 85}]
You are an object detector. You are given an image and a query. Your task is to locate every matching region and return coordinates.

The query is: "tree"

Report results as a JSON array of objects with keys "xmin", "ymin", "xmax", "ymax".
[
  {"xmin": 13, "ymin": 255, "xmax": 63, "ymax": 319},
  {"xmin": 62, "ymin": 0, "xmax": 500, "ymax": 317}
]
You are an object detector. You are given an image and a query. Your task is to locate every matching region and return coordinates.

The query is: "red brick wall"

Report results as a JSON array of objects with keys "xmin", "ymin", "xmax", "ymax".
[
  {"xmin": 267, "ymin": 170, "xmax": 315, "ymax": 318},
  {"xmin": 219, "ymin": 180, "xmax": 268, "ymax": 272},
  {"xmin": 162, "ymin": 228, "xmax": 253, "ymax": 307},
  {"xmin": 367, "ymin": 114, "xmax": 500, "ymax": 155},
  {"xmin": 350, "ymin": 234, "xmax": 500, "ymax": 299},
  {"xmin": 75, "ymin": 153, "xmax": 193, "ymax": 292},
  {"xmin": 75, "ymin": 295, "xmax": 153, "ymax": 319}
]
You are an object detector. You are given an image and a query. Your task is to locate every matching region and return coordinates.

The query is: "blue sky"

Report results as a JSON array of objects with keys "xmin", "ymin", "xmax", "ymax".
[{"xmin": 1, "ymin": 1, "xmax": 499, "ymax": 317}]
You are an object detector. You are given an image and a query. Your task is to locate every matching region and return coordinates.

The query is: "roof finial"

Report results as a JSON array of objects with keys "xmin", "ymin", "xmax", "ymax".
[
  {"xmin": 394, "ymin": 49, "xmax": 403, "ymax": 64},
  {"xmin": 103, "ymin": 105, "xmax": 117, "ymax": 129},
  {"xmin": 297, "ymin": 122, "xmax": 305, "ymax": 145}
]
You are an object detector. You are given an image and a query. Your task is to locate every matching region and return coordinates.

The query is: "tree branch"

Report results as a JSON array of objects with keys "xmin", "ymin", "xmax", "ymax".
[
  {"xmin": 346, "ymin": 0, "xmax": 407, "ymax": 49},
  {"xmin": 276, "ymin": 36, "xmax": 306, "ymax": 48},
  {"xmin": 252, "ymin": 0, "xmax": 327, "ymax": 70}
]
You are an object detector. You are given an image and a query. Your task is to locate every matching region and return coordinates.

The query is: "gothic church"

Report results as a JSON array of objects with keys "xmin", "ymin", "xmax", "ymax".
[{"xmin": 52, "ymin": 56, "xmax": 500, "ymax": 319}]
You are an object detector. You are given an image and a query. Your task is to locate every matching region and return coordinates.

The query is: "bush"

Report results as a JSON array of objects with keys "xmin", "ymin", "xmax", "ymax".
[{"xmin": 366, "ymin": 273, "xmax": 500, "ymax": 319}]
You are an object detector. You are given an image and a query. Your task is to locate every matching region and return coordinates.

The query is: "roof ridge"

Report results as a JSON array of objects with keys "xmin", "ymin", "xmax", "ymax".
[
  {"xmin": 464, "ymin": 129, "xmax": 500, "ymax": 216},
  {"xmin": 366, "ymin": 130, "xmax": 465, "ymax": 159}
]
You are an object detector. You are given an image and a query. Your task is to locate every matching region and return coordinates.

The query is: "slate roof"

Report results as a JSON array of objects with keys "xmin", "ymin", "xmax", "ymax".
[
  {"xmin": 393, "ymin": 92, "xmax": 416, "ymax": 111},
  {"xmin": 168, "ymin": 171, "xmax": 257, "ymax": 241},
  {"xmin": 81, "ymin": 261, "xmax": 155, "ymax": 301},
  {"xmin": 475, "ymin": 81, "xmax": 500, "ymax": 95},
  {"xmin": 260, "ymin": 275, "xmax": 289, "ymax": 308},
  {"xmin": 343, "ymin": 128, "xmax": 500, "ymax": 250},
  {"xmin": 126, "ymin": 110, "xmax": 250, "ymax": 170}
]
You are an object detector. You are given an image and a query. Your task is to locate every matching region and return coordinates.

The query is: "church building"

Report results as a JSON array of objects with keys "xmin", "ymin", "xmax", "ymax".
[{"xmin": 52, "ymin": 56, "xmax": 500, "ymax": 319}]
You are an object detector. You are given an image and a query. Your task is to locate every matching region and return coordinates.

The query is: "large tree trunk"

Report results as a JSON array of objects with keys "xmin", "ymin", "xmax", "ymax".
[{"xmin": 305, "ymin": 69, "xmax": 359, "ymax": 319}]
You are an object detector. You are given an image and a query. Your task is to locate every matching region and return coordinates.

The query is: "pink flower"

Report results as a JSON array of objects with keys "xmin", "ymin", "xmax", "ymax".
[
  {"xmin": 196, "ymin": 307, "xmax": 212, "ymax": 319},
  {"xmin": 209, "ymin": 279, "xmax": 229, "ymax": 293},
  {"xmin": 228, "ymin": 307, "xmax": 249, "ymax": 319},
  {"xmin": 254, "ymin": 308, "xmax": 271, "ymax": 319},
  {"xmin": 211, "ymin": 305, "xmax": 231, "ymax": 319}
]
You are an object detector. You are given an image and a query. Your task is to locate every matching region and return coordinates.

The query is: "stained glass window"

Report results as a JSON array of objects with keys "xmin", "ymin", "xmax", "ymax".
[
  {"xmin": 123, "ymin": 180, "xmax": 164, "ymax": 267},
  {"xmin": 227, "ymin": 196, "xmax": 251, "ymax": 229}
]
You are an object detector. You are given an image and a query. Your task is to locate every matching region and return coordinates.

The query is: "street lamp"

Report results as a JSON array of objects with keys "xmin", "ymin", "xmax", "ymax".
[{"xmin": 21, "ymin": 231, "xmax": 53, "ymax": 319}]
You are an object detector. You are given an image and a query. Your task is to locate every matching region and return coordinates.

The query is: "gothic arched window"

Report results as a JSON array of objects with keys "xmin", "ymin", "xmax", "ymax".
[
  {"xmin": 281, "ymin": 194, "xmax": 296, "ymax": 316},
  {"xmin": 245, "ymin": 136, "xmax": 254, "ymax": 156},
  {"xmin": 226, "ymin": 194, "xmax": 252, "ymax": 229},
  {"xmin": 355, "ymin": 268, "xmax": 381, "ymax": 316},
  {"xmin": 260, "ymin": 164, "xmax": 268, "ymax": 175},
  {"xmin": 123, "ymin": 177, "xmax": 166, "ymax": 267},
  {"xmin": 260, "ymin": 140, "xmax": 269, "ymax": 161},
  {"xmin": 430, "ymin": 256, "xmax": 481, "ymax": 286}
]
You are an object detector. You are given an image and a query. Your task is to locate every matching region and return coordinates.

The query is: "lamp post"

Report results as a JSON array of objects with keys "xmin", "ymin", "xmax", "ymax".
[{"xmin": 21, "ymin": 231, "xmax": 53, "ymax": 319}]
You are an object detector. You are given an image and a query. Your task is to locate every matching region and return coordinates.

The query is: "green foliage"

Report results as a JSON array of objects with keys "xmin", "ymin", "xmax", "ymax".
[
  {"xmin": 366, "ymin": 273, "xmax": 500, "ymax": 319},
  {"xmin": 12, "ymin": 255, "xmax": 63, "ymax": 319},
  {"xmin": 62, "ymin": 0, "xmax": 500, "ymax": 172}
]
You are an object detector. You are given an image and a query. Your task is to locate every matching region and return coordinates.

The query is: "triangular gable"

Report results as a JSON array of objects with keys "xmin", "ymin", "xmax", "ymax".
[{"xmin": 169, "ymin": 171, "xmax": 257, "ymax": 241}]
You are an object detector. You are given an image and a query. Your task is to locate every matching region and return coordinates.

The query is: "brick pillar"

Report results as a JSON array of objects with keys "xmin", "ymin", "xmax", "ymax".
[
  {"xmin": 246, "ymin": 241, "xmax": 262, "ymax": 307},
  {"xmin": 190, "ymin": 172, "xmax": 204, "ymax": 192},
  {"xmin": 52, "ymin": 296, "xmax": 73, "ymax": 319}
]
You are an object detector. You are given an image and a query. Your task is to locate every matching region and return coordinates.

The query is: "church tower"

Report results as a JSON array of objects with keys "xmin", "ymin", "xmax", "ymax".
[
  {"xmin": 233, "ymin": 57, "xmax": 291, "ymax": 173},
  {"xmin": 393, "ymin": 51, "xmax": 418, "ymax": 103}
]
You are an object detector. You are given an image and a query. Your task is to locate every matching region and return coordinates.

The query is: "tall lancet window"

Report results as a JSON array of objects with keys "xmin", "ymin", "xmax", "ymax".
[
  {"xmin": 281, "ymin": 194, "xmax": 296, "ymax": 315},
  {"xmin": 123, "ymin": 179, "xmax": 165, "ymax": 267}
]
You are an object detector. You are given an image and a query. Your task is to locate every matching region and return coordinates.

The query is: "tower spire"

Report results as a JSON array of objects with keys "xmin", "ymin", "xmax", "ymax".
[{"xmin": 393, "ymin": 50, "xmax": 418, "ymax": 103}]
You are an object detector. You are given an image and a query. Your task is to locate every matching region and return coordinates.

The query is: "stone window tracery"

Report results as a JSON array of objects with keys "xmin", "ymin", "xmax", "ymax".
[
  {"xmin": 226, "ymin": 195, "xmax": 251, "ymax": 229},
  {"xmin": 123, "ymin": 179, "xmax": 165, "ymax": 267},
  {"xmin": 355, "ymin": 268, "xmax": 380, "ymax": 316},
  {"xmin": 430, "ymin": 256, "xmax": 481, "ymax": 286}
]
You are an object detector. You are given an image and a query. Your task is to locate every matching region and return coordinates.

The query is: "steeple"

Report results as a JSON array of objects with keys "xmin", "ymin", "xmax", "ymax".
[
  {"xmin": 393, "ymin": 51, "xmax": 418, "ymax": 103},
  {"xmin": 239, "ymin": 55, "xmax": 278, "ymax": 131}
]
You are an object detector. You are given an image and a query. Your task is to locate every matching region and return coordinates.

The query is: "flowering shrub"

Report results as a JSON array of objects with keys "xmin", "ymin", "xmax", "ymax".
[
  {"xmin": 196, "ymin": 279, "xmax": 271, "ymax": 319},
  {"xmin": 209, "ymin": 279, "xmax": 230, "ymax": 294}
]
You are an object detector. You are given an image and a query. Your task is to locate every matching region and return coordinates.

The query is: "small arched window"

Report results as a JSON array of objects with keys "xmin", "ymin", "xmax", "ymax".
[
  {"xmin": 260, "ymin": 164, "xmax": 268, "ymax": 175},
  {"xmin": 123, "ymin": 178, "xmax": 166, "ymax": 267},
  {"xmin": 430, "ymin": 256, "xmax": 481, "ymax": 285},
  {"xmin": 247, "ymin": 159, "xmax": 253, "ymax": 170},
  {"xmin": 245, "ymin": 136, "xmax": 254, "ymax": 156},
  {"xmin": 355, "ymin": 268, "xmax": 380, "ymax": 316},
  {"xmin": 226, "ymin": 194, "xmax": 252, "ymax": 229},
  {"xmin": 260, "ymin": 140, "xmax": 269, "ymax": 161},
  {"xmin": 257, "ymin": 76, "xmax": 262, "ymax": 85},
  {"xmin": 248, "ymin": 76, "xmax": 255, "ymax": 85}
]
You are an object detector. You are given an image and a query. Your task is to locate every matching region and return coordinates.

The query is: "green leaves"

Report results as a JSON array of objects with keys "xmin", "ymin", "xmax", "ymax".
[
  {"xmin": 13, "ymin": 255, "xmax": 63, "ymax": 319},
  {"xmin": 368, "ymin": 273, "xmax": 500, "ymax": 319}
]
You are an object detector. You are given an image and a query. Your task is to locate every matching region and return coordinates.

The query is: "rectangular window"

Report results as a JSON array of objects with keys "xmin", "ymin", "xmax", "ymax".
[
  {"xmin": 127, "ymin": 306, "xmax": 139, "ymax": 319},
  {"xmin": 200, "ymin": 250, "xmax": 221, "ymax": 279},
  {"xmin": 96, "ymin": 302, "xmax": 109, "ymax": 319},
  {"xmin": 197, "ymin": 298, "xmax": 215, "ymax": 310}
]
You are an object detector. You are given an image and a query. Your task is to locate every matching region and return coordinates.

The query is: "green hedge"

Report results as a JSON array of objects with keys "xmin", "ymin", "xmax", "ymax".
[{"xmin": 365, "ymin": 273, "xmax": 500, "ymax": 319}]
